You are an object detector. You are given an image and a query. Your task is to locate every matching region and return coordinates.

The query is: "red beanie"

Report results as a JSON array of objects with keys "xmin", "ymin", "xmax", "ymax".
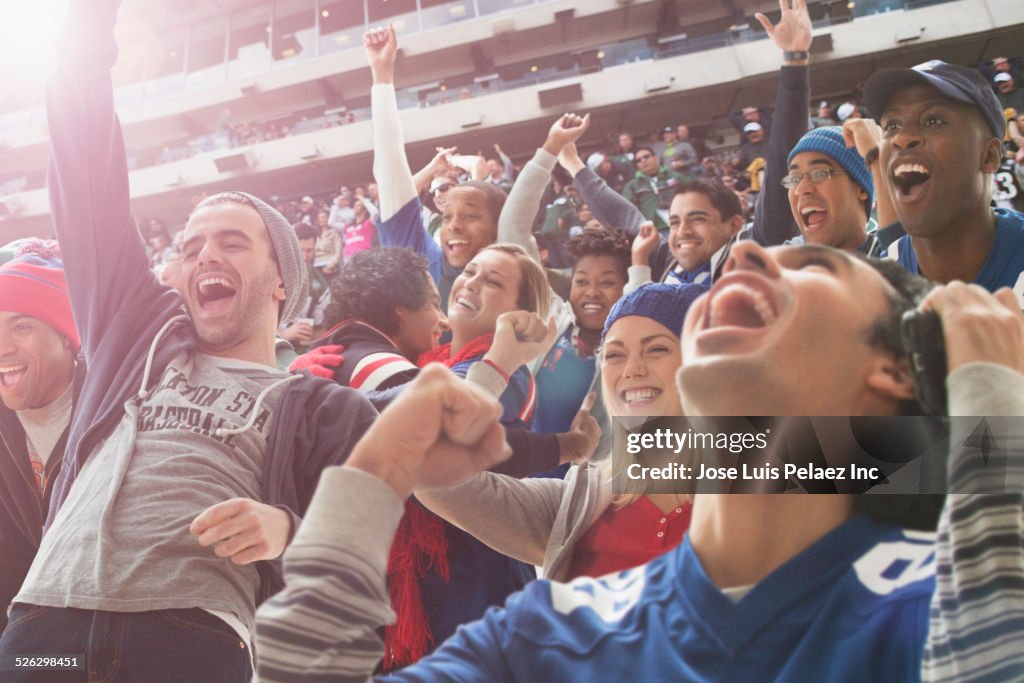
[{"xmin": 0, "ymin": 248, "xmax": 80, "ymax": 351}]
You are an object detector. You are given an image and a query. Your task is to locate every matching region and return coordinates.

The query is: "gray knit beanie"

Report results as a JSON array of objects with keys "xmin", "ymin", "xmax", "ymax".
[{"xmin": 233, "ymin": 192, "xmax": 308, "ymax": 325}]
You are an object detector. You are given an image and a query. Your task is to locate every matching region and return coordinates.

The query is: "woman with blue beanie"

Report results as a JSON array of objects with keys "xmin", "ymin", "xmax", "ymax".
[{"xmin": 418, "ymin": 282, "xmax": 708, "ymax": 582}]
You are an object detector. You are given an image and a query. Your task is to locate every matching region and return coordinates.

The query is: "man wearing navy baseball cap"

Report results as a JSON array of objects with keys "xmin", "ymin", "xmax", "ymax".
[{"xmin": 865, "ymin": 59, "xmax": 1024, "ymax": 302}]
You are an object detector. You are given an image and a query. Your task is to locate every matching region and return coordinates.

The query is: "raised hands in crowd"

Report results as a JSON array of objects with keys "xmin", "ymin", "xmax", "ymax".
[
  {"xmin": 542, "ymin": 113, "xmax": 591, "ymax": 157},
  {"xmin": 755, "ymin": 0, "xmax": 813, "ymax": 57},
  {"xmin": 8, "ymin": 2, "xmax": 1024, "ymax": 683},
  {"xmin": 631, "ymin": 221, "xmax": 661, "ymax": 269},
  {"xmin": 364, "ymin": 23, "xmax": 398, "ymax": 84}
]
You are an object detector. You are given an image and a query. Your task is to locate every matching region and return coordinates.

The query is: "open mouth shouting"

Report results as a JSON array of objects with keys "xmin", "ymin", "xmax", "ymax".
[
  {"xmin": 446, "ymin": 239, "xmax": 472, "ymax": 260},
  {"xmin": 693, "ymin": 274, "xmax": 782, "ymax": 352},
  {"xmin": 194, "ymin": 275, "xmax": 238, "ymax": 316},
  {"xmin": 799, "ymin": 204, "xmax": 829, "ymax": 234},
  {"xmin": 0, "ymin": 364, "xmax": 27, "ymax": 392},
  {"xmin": 706, "ymin": 283, "xmax": 777, "ymax": 330},
  {"xmin": 891, "ymin": 161, "xmax": 932, "ymax": 204}
]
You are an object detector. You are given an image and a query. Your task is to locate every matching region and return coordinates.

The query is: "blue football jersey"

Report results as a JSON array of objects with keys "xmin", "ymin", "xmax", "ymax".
[
  {"xmin": 385, "ymin": 515, "xmax": 935, "ymax": 682},
  {"xmin": 887, "ymin": 208, "xmax": 1024, "ymax": 305}
]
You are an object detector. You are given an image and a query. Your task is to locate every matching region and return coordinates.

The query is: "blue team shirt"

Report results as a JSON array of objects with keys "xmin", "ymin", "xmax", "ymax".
[
  {"xmin": 533, "ymin": 328, "xmax": 597, "ymax": 434},
  {"xmin": 886, "ymin": 208, "xmax": 1024, "ymax": 299},
  {"xmin": 381, "ymin": 515, "xmax": 935, "ymax": 682},
  {"xmin": 377, "ymin": 196, "xmax": 442, "ymax": 280}
]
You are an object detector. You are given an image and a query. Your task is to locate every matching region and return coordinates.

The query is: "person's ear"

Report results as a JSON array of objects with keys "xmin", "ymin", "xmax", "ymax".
[
  {"xmin": 273, "ymin": 272, "xmax": 287, "ymax": 304},
  {"xmin": 865, "ymin": 353, "xmax": 917, "ymax": 403},
  {"xmin": 728, "ymin": 214, "xmax": 744, "ymax": 236},
  {"xmin": 981, "ymin": 135, "xmax": 1003, "ymax": 174}
]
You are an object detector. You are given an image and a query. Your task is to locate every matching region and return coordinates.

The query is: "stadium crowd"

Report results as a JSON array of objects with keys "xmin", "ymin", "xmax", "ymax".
[{"xmin": 1, "ymin": 0, "xmax": 1024, "ymax": 681}]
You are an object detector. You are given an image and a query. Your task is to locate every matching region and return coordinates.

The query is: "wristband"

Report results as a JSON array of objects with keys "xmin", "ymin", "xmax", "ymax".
[
  {"xmin": 482, "ymin": 358, "xmax": 510, "ymax": 383},
  {"xmin": 863, "ymin": 146, "xmax": 880, "ymax": 166},
  {"xmin": 783, "ymin": 50, "xmax": 809, "ymax": 62}
]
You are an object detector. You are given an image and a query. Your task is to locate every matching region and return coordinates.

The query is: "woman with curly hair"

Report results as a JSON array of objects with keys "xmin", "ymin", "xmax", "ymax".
[
  {"xmin": 495, "ymin": 115, "xmax": 638, "ymax": 436},
  {"xmin": 312, "ymin": 247, "xmax": 447, "ymax": 392}
]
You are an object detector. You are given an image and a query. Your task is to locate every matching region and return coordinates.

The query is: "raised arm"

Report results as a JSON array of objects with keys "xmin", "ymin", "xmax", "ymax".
[
  {"xmin": 750, "ymin": 0, "xmax": 812, "ymax": 247},
  {"xmin": 412, "ymin": 146, "xmax": 458, "ymax": 196},
  {"xmin": 365, "ymin": 26, "xmax": 441, "ymax": 276},
  {"xmin": 494, "ymin": 143, "xmax": 515, "ymax": 183},
  {"xmin": 560, "ymin": 142, "xmax": 645, "ymax": 235},
  {"xmin": 624, "ymin": 222, "xmax": 660, "ymax": 295},
  {"xmin": 366, "ymin": 25, "xmax": 417, "ymax": 221},
  {"xmin": 499, "ymin": 113, "xmax": 590, "ymax": 263},
  {"xmin": 47, "ymin": 0, "xmax": 170, "ymax": 357},
  {"xmin": 1010, "ymin": 117, "xmax": 1024, "ymax": 151},
  {"xmin": 843, "ymin": 119, "xmax": 897, "ymax": 229}
]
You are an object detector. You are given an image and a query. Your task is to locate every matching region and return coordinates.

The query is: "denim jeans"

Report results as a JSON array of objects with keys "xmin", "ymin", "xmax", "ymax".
[{"xmin": 0, "ymin": 605, "xmax": 252, "ymax": 682}]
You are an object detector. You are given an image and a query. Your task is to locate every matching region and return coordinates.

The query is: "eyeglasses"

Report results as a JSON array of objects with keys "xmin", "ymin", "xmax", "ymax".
[
  {"xmin": 634, "ymin": 154, "xmax": 655, "ymax": 164},
  {"xmin": 780, "ymin": 168, "xmax": 846, "ymax": 189},
  {"xmin": 432, "ymin": 183, "xmax": 454, "ymax": 196}
]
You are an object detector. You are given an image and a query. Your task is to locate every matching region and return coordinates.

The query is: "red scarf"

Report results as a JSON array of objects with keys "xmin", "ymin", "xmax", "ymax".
[
  {"xmin": 383, "ymin": 334, "xmax": 495, "ymax": 669},
  {"xmin": 415, "ymin": 333, "xmax": 495, "ymax": 368}
]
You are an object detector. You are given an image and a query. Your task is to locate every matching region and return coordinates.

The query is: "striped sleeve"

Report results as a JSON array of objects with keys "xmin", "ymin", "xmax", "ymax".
[
  {"xmin": 255, "ymin": 467, "xmax": 403, "ymax": 683},
  {"xmin": 922, "ymin": 364, "xmax": 1024, "ymax": 683},
  {"xmin": 350, "ymin": 352, "xmax": 419, "ymax": 392}
]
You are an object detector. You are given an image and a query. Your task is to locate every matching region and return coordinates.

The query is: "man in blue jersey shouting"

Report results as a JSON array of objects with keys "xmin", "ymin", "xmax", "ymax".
[{"xmin": 866, "ymin": 60, "xmax": 1024, "ymax": 302}]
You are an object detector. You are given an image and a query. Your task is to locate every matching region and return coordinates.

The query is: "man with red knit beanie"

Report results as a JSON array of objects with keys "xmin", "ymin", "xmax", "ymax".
[{"xmin": 0, "ymin": 240, "xmax": 81, "ymax": 634}]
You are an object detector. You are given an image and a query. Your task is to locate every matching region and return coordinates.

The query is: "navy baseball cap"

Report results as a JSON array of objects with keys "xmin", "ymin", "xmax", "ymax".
[{"xmin": 864, "ymin": 59, "xmax": 1005, "ymax": 139}]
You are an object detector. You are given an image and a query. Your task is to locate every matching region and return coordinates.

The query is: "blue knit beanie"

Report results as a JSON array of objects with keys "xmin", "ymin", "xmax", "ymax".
[
  {"xmin": 601, "ymin": 283, "xmax": 709, "ymax": 343},
  {"xmin": 787, "ymin": 127, "xmax": 874, "ymax": 209}
]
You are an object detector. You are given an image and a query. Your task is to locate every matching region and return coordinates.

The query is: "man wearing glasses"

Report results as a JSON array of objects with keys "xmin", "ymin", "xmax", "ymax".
[
  {"xmin": 743, "ymin": 0, "xmax": 898, "ymax": 257},
  {"xmin": 426, "ymin": 175, "xmax": 459, "ymax": 241},
  {"xmin": 621, "ymin": 145, "xmax": 690, "ymax": 235},
  {"xmin": 782, "ymin": 126, "xmax": 891, "ymax": 255}
]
